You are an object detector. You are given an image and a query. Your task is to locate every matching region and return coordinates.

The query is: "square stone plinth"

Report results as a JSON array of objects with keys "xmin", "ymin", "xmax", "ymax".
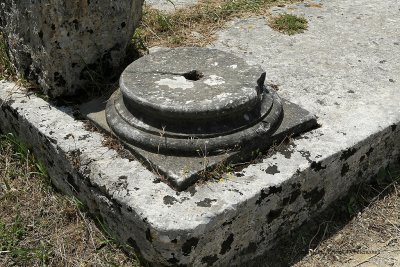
[{"xmin": 80, "ymin": 91, "xmax": 317, "ymax": 191}]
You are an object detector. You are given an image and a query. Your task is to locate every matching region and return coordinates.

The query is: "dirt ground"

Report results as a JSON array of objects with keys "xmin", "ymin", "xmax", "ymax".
[
  {"xmin": 256, "ymin": 165, "xmax": 400, "ymax": 267},
  {"xmin": 294, "ymin": 185, "xmax": 400, "ymax": 267}
]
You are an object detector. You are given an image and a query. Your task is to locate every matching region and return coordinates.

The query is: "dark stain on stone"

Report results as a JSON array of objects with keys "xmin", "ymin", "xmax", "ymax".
[
  {"xmin": 78, "ymin": 134, "xmax": 90, "ymax": 141},
  {"xmin": 391, "ymin": 124, "xmax": 397, "ymax": 131},
  {"xmin": 366, "ymin": 147, "xmax": 374, "ymax": 157},
  {"xmin": 47, "ymin": 136, "xmax": 57, "ymax": 144},
  {"xmin": 341, "ymin": 163, "xmax": 350, "ymax": 176},
  {"xmin": 220, "ymin": 233, "xmax": 234, "ymax": 255},
  {"xmin": 167, "ymin": 254, "xmax": 180, "ymax": 264},
  {"xmin": 303, "ymin": 188, "xmax": 325, "ymax": 206},
  {"xmin": 340, "ymin": 147, "xmax": 357, "ymax": 161},
  {"xmin": 121, "ymin": 22, "xmax": 126, "ymax": 28},
  {"xmin": 267, "ymin": 208, "xmax": 283, "ymax": 223},
  {"xmin": 270, "ymin": 186, "xmax": 282, "ymax": 194},
  {"xmin": 51, "ymin": 24, "xmax": 56, "ymax": 30},
  {"xmin": 196, "ymin": 198, "xmax": 217, "ymax": 207},
  {"xmin": 163, "ymin": 195, "xmax": 178, "ymax": 205},
  {"xmin": 152, "ymin": 178, "xmax": 161, "ymax": 183},
  {"xmin": 181, "ymin": 197, "xmax": 190, "ymax": 202},
  {"xmin": 38, "ymin": 30, "xmax": 43, "ymax": 39},
  {"xmin": 265, "ymin": 164, "xmax": 280, "ymax": 175},
  {"xmin": 201, "ymin": 255, "xmax": 218, "ymax": 266},
  {"xmin": 187, "ymin": 186, "xmax": 197, "ymax": 196},
  {"xmin": 222, "ymin": 219, "xmax": 233, "ymax": 227},
  {"xmin": 256, "ymin": 186, "xmax": 282, "ymax": 205},
  {"xmin": 134, "ymin": 187, "xmax": 139, "ymax": 191},
  {"xmin": 280, "ymin": 147, "xmax": 294, "ymax": 159},
  {"xmin": 145, "ymin": 228, "xmax": 152, "ymax": 242},
  {"xmin": 119, "ymin": 175, "xmax": 127, "ymax": 180},
  {"xmin": 256, "ymin": 189, "xmax": 268, "ymax": 205},
  {"xmin": 235, "ymin": 172, "xmax": 244, "ymax": 177},
  {"xmin": 167, "ymin": 253, "xmax": 185, "ymax": 265},
  {"xmin": 310, "ymin": 161, "xmax": 326, "ymax": 171},
  {"xmin": 359, "ymin": 155, "xmax": 365, "ymax": 162},
  {"xmin": 171, "ymin": 238, "xmax": 178, "ymax": 244},
  {"xmin": 228, "ymin": 189, "xmax": 243, "ymax": 195},
  {"xmin": 299, "ymin": 150, "xmax": 312, "ymax": 163},
  {"xmin": 182, "ymin": 237, "xmax": 199, "ymax": 256}
]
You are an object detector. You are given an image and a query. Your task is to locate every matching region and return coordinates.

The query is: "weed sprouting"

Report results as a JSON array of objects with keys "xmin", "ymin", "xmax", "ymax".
[{"xmin": 269, "ymin": 13, "xmax": 308, "ymax": 35}]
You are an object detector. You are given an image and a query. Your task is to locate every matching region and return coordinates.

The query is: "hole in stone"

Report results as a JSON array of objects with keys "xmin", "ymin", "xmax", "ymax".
[{"xmin": 182, "ymin": 70, "xmax": 204, "ymax": 81}]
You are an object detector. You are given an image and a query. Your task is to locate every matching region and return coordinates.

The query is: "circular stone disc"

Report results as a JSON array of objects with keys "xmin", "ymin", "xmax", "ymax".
[{"xmin": 120, "ymin": 47, "xmax": 265, "ymax": 120}]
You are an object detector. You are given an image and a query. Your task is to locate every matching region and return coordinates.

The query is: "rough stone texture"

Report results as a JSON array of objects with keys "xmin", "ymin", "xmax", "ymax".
[
  {"xmin": 145, "ymin": 0, "xmax": 198, "ymax": 12},
  {"xmin": 0, "ymin": 0, "xmax": 143, "ymax": 97},
  {"xmin": 0, "ymin": 0, "xmax": 399, "ymax": 266}
]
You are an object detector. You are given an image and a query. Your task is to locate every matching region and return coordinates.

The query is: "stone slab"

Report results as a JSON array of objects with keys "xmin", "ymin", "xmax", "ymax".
[
  {"xmin": 81, "ymin": 92, "xmax": 317, "ymax": 190},
  {"xmin": 145, "ymin": 0, "xmax": 198, "ymax": 12},
  {"xmin": 0, "ymin": 0, "xmax": 400, "ymax": 266}
]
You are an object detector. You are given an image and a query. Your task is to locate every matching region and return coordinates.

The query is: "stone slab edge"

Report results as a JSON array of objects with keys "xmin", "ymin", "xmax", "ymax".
[{"xmin": 0, "ymin": 80, "xmax": 399, "ymax": 266}]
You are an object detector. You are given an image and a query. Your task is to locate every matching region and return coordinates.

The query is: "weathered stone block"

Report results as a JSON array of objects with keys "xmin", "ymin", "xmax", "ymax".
[{"xmin": 0, "ymin": 0, "xmax": 143, "ymax": 97}]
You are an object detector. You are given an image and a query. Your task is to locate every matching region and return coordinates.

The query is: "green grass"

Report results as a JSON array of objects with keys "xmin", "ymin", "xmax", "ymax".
[{"xmin": 269, "ymin": 13, "xmax": 308, "ymax": 35}]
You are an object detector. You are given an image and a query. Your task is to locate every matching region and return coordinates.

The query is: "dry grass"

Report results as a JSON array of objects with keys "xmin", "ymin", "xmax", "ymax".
[
  {"xmin": 252, "ymin": 165, "xmax": 400, "ymax": 267},
  {"xmin": 295, "ymin": 184, "xmax": 400, "ymax": 266},
  {"xmin": 137, "ymin": 0, "xmax": 300, "ymax": 48},
  {"xmin": 0, "ymin": 133, "xmax": 140, "ymax": 266}
]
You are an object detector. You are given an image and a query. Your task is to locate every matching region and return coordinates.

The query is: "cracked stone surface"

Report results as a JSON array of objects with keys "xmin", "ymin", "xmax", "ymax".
[
  {"xmin": 0, "ymin": 0, "xmax": 399, "ymax": 265},
  {"xmin": 0, "ymin": 0, "xmax": 143, "ymax": 97}
]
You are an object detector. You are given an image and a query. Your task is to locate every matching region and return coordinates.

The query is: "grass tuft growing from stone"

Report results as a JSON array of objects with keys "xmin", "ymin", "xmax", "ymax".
[
  {"xmin": 269, "ymin": 13, "xmax": 308, "ymax": 35},
  {"xmin": 0, "ymin": 133, "xmax": 141, "ymax": 266}
]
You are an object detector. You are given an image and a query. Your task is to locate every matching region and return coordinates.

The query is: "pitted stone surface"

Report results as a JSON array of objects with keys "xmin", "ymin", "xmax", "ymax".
[
  {"xmin": 1, "ymin": 0, "xmax": 400, "ymax": 266},
  {"xmin": 119, "ymin": 48, "xmax": 265, "ymax": 120},
  {"xmin": 0, "ymin": 0, "xmax": 143, "ymax": 97}
]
